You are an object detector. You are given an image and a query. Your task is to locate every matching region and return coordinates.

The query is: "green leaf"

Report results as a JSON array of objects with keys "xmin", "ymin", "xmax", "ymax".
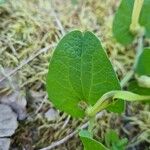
[
  {"xmin": 105, "ymin": 130, "xmax": 127, "ymax": 150},
  {"xmin": 136, "ymin": 48, "xmax": 150, "ymax": 76},
  {"xmin": 105, "ymin": 130, "xmax": 119, "ymax": 147},
  {"xmin": 106, "ymin": 99, "xmax": 124, "ymax": 114},
  {"xmin": 46, "ymin": 30, "xmax": 124, "ymax": 117},
  {"xmin": 128, "ymin": 80, "xmax": 150, "ymax": 95},
  {"xmin": 79, "ymin": 130, "xmax": 108, "ymax": 150},
  {"xmin": 113, "ymin": 0, "xmax": 150, "ymax": 45},
  {"xmin": 128, "ymin": 81, "xmax": 150, "ymax": 104},
  {"xmin": 139, "ymin": 0, "xmax": 150, "ymax": 38},
  {"xmin": 113, "ymin": 0, "xmax": 134, "ymax": 45}
]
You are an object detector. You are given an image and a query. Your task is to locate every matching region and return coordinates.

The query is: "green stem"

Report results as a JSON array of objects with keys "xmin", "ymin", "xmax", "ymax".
[
  {"xmin": 88, "ymin": 116, "xmax": 95, "ymax": 136},
  {"xmin": 120, "ymin": 32, "xmax": 144, "ymax": 88},
  {"xmin": 86, "ymin": 91, "xmax": 115, "ymax": 117},
  {"xmin": 120, "ymin": 70, "xmax": 134, "ymax": 88},
  {"xmin": 86, "ymin": 90, "xmax": 150, "ymax": 117},
  {"xmin": 133, "ymin": 32, "xmax": 144, "ymax": 69},
  {"xmin": 130, "ymin": 0, "xmax": 144, "ymax": 34}
]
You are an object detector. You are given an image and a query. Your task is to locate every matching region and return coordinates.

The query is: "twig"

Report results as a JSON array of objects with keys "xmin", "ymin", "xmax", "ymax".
[
  {"xmin": 39, "ymin": 128, "xmax": 81, "ymax": 150},
  {"xmin": 50, "ymin": 1, "xmax": 65, "ymax": 36},
  {"xmin": 39, "ymin": 111, "xmax": 104, "ymax": 150},
  {"xmin": 0, "ymin": 66, "xmax": 15, "ymax": 90},
  {"xmin": 35, "ymin": 95, "xmax": 48, "ymax": 114},
  {"xmin": 61, "ymin": 115, "xmax": 71, "ymax": 129},
  {"xmin": 0, "ymin": 44, "xmax": 56, "ymax": 83}
]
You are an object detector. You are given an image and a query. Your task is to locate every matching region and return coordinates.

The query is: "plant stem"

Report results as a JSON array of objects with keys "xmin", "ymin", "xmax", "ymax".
[
  {"xmin": 133, "ymin": 33, "xmax": 144, "ymax": 69},
  {"xmin": 130, "ymin": 0, "xmax": 144, "ymax": 33},
  {"xmin": 88, "ymin": 116, "xmax": 95, "ymax": 136},
  {"xmin": 86, "ymin": 92, "xmax": 115, "ymax": 117},
  {"xmin": 120, "ymin": 70, "xmax": 134, "ymax": 88},
  {"xmin": 86, "ymin": 90, "xmax": 150, "ymax": 117},
  {"xmin": 120, "ymin": 32, "xmax": 144, "ymax": 88}
]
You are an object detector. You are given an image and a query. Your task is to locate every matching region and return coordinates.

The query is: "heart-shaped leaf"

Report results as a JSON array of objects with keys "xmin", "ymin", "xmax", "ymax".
[
  {"xmin": 46, "ymin": 30, "xmax": 124, "ymax": 117},
  {"xmin": 79, "ymin": 130, "xmax": 108, "ymax": 150},
  {"xmin": 113, "ymin": 0, "xmax": 150, "ymax": 45}
]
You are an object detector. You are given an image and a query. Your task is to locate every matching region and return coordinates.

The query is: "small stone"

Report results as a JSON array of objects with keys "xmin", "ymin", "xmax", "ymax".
[
  {"xmin": 0, "ymin": 138, "xmax": 10, "ymax": 150},
  {"xmin": 45, "ymin": 108, "xmax": 59, "ymax": 121},
  {"xmin": 0, "ymin": 104, "xmax": 18, "ymax": 137},
  {"xmin": 0, "ymin": 68, "xmax": 27, "ymax": 120},
  {"xmin": 0, "ymin": 91, "xmax": 27, "ymax": 120}
]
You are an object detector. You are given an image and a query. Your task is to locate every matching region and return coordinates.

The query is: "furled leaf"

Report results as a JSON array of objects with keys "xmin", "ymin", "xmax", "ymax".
[
  {"xmin": 113, "ymin": 0, "xmax": 150, "ymax": 45},
  {"xmin": 46, "ymin": 30, "xmax": 124, "ymax": 117},
  {"xmin": 79, "ymin": 130, "xmax": 108, "ymax": 150},
  {"xmin": 136, "ymin": 48, "xmax": 150, "ymax": 76}
]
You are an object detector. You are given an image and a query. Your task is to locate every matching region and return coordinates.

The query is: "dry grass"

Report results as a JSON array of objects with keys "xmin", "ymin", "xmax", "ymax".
[{"xmin": 0, "ymin": 0, "xmax": 149, "ymax": 149}]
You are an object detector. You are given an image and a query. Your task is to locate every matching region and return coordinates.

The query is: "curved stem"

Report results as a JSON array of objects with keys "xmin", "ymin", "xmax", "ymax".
[
  {"xmin": 86, "ymin": 91, "xmax": 116, "ymax": 117},
  {"xmin": 130, "ymin": 0, "xmax": 144, "ymax": 33},
  {"xmin": 86, "ymin": 90, "xmax": 150, "ymax": 117}
]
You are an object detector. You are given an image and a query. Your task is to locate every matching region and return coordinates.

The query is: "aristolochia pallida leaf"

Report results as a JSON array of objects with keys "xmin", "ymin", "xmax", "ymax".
[
  {"xmin": 128, "ymin": 80, "xmax": 150, "ymax": 96},
  {"xmin": 128, "ymin": 48, "xmax": 150, "ymax": 96},
  {"xmin": 79, "ymin": 130, "xmax": 109, "ymax": 150},
  {"xmin": 46, "ymin": 30, "xmax": 124, "ymax": 117},
  {"xmin": 136, "ymin": 48, "xmax": 150, "ymax": 76},
  {"xmin": 113, "ymin": 0, "xmax": 134, "ymax": 45},
  {"xmin": 113, "ymin": 0, "xmax": 150, "ymax": 45}
]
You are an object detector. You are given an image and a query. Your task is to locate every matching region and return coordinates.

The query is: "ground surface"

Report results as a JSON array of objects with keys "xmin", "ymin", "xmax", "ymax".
[{"xmin": 0, "ymin": 0, "xmax": 150, "ymax": 150}]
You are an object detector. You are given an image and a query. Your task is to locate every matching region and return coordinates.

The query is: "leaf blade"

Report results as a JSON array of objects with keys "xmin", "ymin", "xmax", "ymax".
[
  {"xmin": 46, "ymin": 30, "xmax": 124, "ymax": 117},
  {"xmin": 79, "ymin": 130, "xmax": 109, "ymax": 150},
  {"xmin": 113, "ymin": 0, "xmax": 150, "ymax": 45},
  {"xmin": 136, "ymin": 48, "xmax": 150, "ymax": 76},
  {"xmin": 113, "ymin": 0, "xmax": 134, "ymax": 45}
]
